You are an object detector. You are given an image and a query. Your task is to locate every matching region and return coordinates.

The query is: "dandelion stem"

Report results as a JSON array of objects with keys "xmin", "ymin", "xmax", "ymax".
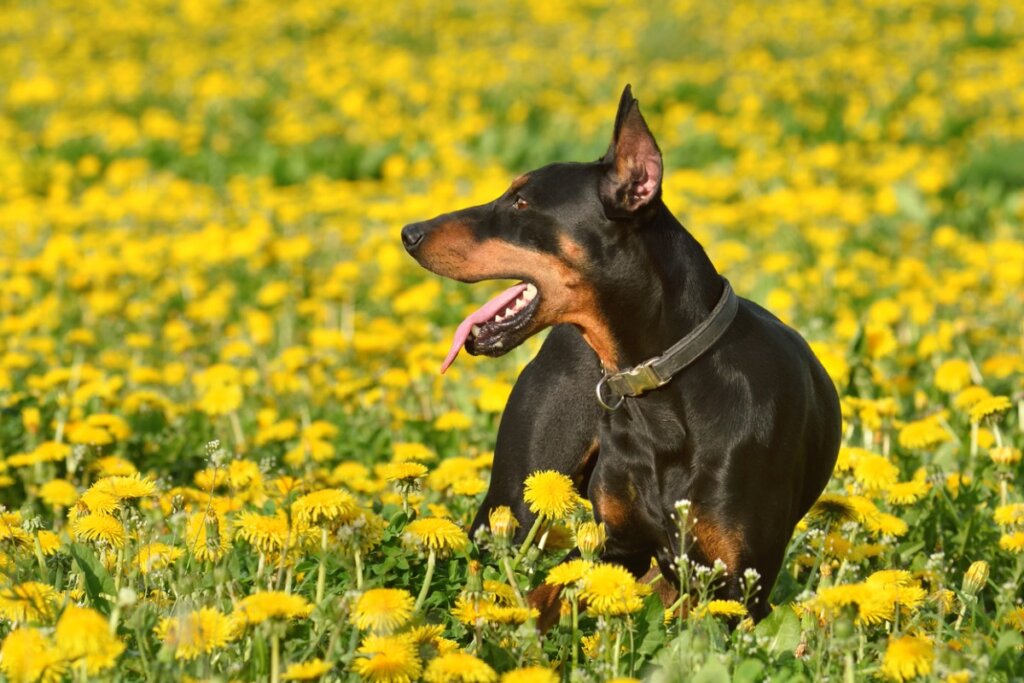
[
  {"xmin": 414, "ymin": 549, "xmax": 437, "ymax": 612},
  {"xmin": 270, "ymin": 628, "xmax": 281, "ymax": 683},
  {"xmin": 612, "ymin": 625, "xmax": 621, "ymax": 675},
  {"xmin": 32, "ymin": 534, "xmax": 47, "ymax": 575},
  {"xmin": 570, "ymin": 595, "xmax": 579, "ymax": 670},
  {"xmin": 316, "ymin": 527, "xmax": 328, "ymax": 605},
  {"xmin": 354, "ymin": 549, "xmax": 364, "ymax": 591},
  {"xmin": 501, "ymin": 556, "xmax": 525, "ymax": 607},
  {"xmin": 229, "ymin": 411, "xmax": 246, "ymax": 453},
  {"xmin": 512, "ymin": 515, "xmax": 544, "ymax": 570}
]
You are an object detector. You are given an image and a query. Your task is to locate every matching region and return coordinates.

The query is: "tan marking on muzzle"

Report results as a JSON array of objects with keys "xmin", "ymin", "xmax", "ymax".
[{"xmin": 419, "ymin": 222, "xmax": 621, "ymax": 368}]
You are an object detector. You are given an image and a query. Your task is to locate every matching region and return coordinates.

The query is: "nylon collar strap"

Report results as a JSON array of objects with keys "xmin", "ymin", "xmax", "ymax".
[{"xmin": 596, "ymin": 278, "xmax": 738, "ymax": 410}]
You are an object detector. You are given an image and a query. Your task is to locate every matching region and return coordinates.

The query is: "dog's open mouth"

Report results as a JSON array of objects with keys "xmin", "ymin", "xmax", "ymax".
[{"xmin": 440, "ymin": 282, "xmax": 540, "ymax": 373}]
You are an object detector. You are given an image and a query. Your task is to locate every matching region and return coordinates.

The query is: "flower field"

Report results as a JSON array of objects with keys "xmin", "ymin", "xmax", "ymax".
[{"xmin": 1, "ymin": 0, "xmax": 1023, "ymax": 680}]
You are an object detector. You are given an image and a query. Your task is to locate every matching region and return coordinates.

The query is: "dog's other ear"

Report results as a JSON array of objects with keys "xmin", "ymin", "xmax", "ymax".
[{"xmin": 601, "ymin": 85, "xmax": 663, "ymax": 215}]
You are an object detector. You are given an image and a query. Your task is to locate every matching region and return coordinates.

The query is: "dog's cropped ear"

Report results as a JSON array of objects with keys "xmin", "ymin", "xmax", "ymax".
[{"xmin": 601, "ymin": 85, "xmax": 663, "ymax": 216}]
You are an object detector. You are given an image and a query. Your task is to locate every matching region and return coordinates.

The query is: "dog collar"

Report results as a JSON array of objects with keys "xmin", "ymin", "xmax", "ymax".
[{"xmin": 595, "ymin": 278, "xmax": 739, "ymax": 410}]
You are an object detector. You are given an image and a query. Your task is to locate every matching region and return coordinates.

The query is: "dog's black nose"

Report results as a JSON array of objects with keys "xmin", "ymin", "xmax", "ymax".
[{"xmin": 401, "ymin": 223, "xmax": 426, "ymax": 252}]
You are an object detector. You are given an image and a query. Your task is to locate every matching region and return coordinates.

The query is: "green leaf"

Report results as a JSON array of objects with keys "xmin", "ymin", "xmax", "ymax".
[
  {"xmin": 692, "ymin": 657, "xmax": 730, "ymax": 683},
  {"xmin": 69, "ymin": 542, "xmax": 116, "ymax": 613},
  {"xmin": 755, "ymin": 605, "xmax": 801, "ymax": 656},
  {"xmin": 733, "ymin": 658, "xmax": 766, "ymax": 683},
  {"xmin": 637, "ymin": 594, "xmax": 667, "ymax": 657}
]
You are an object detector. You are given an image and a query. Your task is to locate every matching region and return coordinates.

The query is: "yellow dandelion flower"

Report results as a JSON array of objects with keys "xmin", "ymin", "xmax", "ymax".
[
  {"xmin": 72, "ymin": 513, "xmax": 126, "ymax": 548},
  {"xmin": 32, "ymin": 441, "xmax": 72, "ymax": 463},
  {"xmin": 234, "ymin": 511, "xmax": 291, "ymax": 553},
  {"xmin": 483, "ymin": 580, "xmax": 517, "ymax": 605},
  {"xmin": 989, "ymin": 446, "xmax": 1022, "ymax": 466},
  {"xmin": 36, "ymin": 530, "xmax": 61, "ymax": 556},
  {"xmin": 451, "ymin": 477, "xmax": 487, "ymax": 496},
  {"xmin": 380, "ymin": 462, "xmax": 429, "ymax": 482},
  {"xmin": 545, "ymin": 559, "xmax": 594, "ymax": 587},
  {"xmin": 79, "ymin": 488, "xmax": 120, "ymax": 515},
  {"xmin": 136, "ymin": 542, "xmax": 185, "ymax": 574},
  {"xmin": 579, "ymin": 563, "xmax": 646, "ymax": 617},
  {"xmin": 999, "ymin": 531, "xmax": 1024, "ymax": 554},
  {"xmin": 351, "ymin": 588, "xmax": 415, "ymax": 633},
  {"xmin": 292, "ymin": 488, "xmax": 359, "ymax": 526},
  {"xmin": 579, "ymin": 632, "xmax": 602, "ymax": 658},
  {"xmin": 424, "ymin": 652, "xmax": 497, "ymax": 683},
  {"xmin": 887, "ymin": 479, "xmax": 931, "ymax": 505},
  {"xmin": 1004, "ymin": 607, "xmax": 1024, "ymax": 631},
  {"xmin": 352, "ymin": 634, "xmax": 422, "ymax": 683},
  {"xmin": 235, "ymin": 591, "xmax": 313, "ymax": 625},
  {"xmin": 852, "ymin": 453, "xmax": 899, "ymax": 491},
  {"xmin": 969, "ymin": 395, "xmax": 1012, "ymax": 423},
  {"xmin": 392, "ymin": 442, "xmax": 436, "ymax": 463},
  {"xmin": 452, "ymin": 594, "xmax": 495, "ymax": 626},
  {"xmin": 434, "ymin": 410, "xmax": 473, "ymax": 431},
  {"xmin": 89, "ymin": 473, "xmax": 157, "ymax": 500},
  {"xmin": 953, "ymin": 386, "xmax": 991, "ymax": 411},
  {"xmin": 0, "ymin": 511, "xmax": 31, "ymax": 546},
  {"xmin": 39, "ymin": 479, "xmax": 78, "ymax": 508},
  {"xmin": 880, "ymin": 634, "xmax": 933, "ymax": 682},
  {"xmin": 866, "ymin": 570, "xmax": 915, "ymax": 588},
  {"xmin": 523, "ymin": 470, "xmax": 578, "ymax": 520},
  {"xmin": 198, "ymin": 382, "xmax": 243, "ymax": 416},
  {"xmin": 808, "ymin": 493, "xmax": 859, "ymax": 525},
  {"xmin": 184, "ymin": 510, "xmax": 232, "ymax": 562},
  {"xmin": 0, "ymin": 628, "xmax": 67, "ymax": 683},
  {"xmin": 898, "ymin": 416, "xmax": 952, "ymax": 450},
  {"xmin": 67, "ymin": 423, "xmax": 114, "ymax": 446},
  {"xmin": 934, "ymin": 359, "xmax": 972, "ymax": 393},
  {"xmin": 994, "ymin": 503, "xmax": 1024, "ymax": 526},
  {"xmin": 283, "ymin": 658, "xmax": 333, "ymax": 680},
  {"xmin": 694, "ymin": 599, "xmax": 748, "ymax": 619},
  {"xmin": 403, "ymin": 517, "xmax": 468, "ymax": 554},
  {"xmin": 54, "ymin": 605, "xmax": 125, "ymax": 675},
  {"xmin": 483, "ymin": 604, "xmax": 538, "ymax": 625},
  {"xmin": 500, "ymin": 666, "xmax": 558, "ymax": 683},
  {"xmin": 155, "ymin": 607, "xmax": 238, "ymax": 660},
  {"xmin": 0, "ymin": 581, "xmax": 60, "ymax": 622}
]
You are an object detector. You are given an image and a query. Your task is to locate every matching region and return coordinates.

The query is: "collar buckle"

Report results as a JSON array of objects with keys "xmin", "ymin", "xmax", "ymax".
[{"xmin": 609, "ymin": 359, "xmax": 666, "ymax": 397}]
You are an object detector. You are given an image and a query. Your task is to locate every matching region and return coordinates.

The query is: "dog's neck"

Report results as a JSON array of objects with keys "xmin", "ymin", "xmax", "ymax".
[{"xmin": 598, "ymin": 202, "xmax": 723, "ymax": 371}]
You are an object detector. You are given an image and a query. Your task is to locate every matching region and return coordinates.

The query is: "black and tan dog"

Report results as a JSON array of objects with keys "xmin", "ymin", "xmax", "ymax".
[{"xmin": 401, "ymin": 85, "xmax": 841, "ymax": 619}]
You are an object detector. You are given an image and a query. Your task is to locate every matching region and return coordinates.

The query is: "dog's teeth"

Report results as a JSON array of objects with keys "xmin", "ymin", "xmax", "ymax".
[
  {"xmin": 495, "ymin": 313, "xmax": 505, "ymax": 323},
  {"xmin": 494, "ymin": 341, "xmax": 503, "ymax": 349},
  {"xmin": 524, "ymin": 284, "xmax": 537, "ymax": 300},
  {"xmin": 471, "ymin": 324, "xmax": 481, "ymax": 337}
]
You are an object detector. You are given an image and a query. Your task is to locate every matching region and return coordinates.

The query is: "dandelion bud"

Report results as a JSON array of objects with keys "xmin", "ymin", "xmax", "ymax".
[
  {"xmin": 962, "ymin": 560, "xmax": 989, "ymax": 597},
  {"xmin": 575, "ymin": 521, "xmax": 606, "ymax": 560},
  {"xmin": 488, "ymin": 506, "xmax": 517, "ymax": 544},
  {"xmin": 465, "ymin": 559, "xmax": 483, "ymax": 594}
]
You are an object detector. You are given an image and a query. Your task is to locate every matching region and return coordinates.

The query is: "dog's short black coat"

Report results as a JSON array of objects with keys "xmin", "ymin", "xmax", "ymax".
[{"xmin": 401, "ymin": 85, "xmax": 841, "ymax": 619}]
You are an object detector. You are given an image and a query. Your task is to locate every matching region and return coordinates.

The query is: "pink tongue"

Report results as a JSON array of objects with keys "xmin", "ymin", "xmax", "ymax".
[{"xmin": 440, "ymin": 283, "xmax": 528, "ymax": 373}]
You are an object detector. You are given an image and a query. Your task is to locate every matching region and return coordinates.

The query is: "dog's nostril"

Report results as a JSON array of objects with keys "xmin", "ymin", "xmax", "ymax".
[{"xmin": 401, "ymin": 224, "xmax": 425, "ymax": 251}]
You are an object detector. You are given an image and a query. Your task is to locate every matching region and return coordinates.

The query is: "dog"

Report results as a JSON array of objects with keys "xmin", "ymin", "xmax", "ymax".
[{"xmin": 401, "ymin": 85, "xmax": 841, "ymax": 620}]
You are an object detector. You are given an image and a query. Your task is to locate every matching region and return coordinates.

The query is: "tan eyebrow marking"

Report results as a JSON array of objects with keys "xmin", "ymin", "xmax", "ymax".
[{"xmin": 508, "ymin": 174, "xmax": 530, "ymax": 193}]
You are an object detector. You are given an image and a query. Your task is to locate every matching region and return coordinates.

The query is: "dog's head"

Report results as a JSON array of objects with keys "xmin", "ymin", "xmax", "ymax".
[{"xmin": 402, "ymin": 85, "xmax": 663, "ymax": 372}]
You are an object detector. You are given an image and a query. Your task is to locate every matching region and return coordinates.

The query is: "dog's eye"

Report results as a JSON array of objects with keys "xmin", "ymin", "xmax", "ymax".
[{"xmin": 512, "ymin": 195, "xmax": 528, "ymax": 210}]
